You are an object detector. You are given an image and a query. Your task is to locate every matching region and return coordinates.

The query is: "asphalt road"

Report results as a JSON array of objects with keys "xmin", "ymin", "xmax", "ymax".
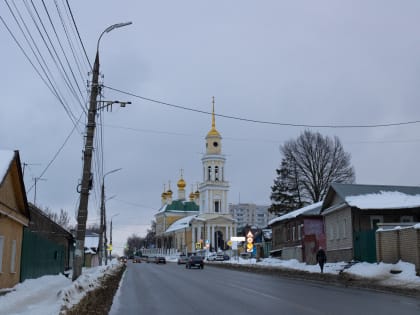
[{"xmin": 110, "ymin": 261, "xmax": 420, "ymax": 315}]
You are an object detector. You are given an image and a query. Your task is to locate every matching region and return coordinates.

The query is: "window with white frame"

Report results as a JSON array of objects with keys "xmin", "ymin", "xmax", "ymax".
[
  {"xmin": 0, "ymin": 236, "xmax": 4, "ymax": 272},
  {"xmin": 10, "ymin": 240, "xmax": 16, "ymax": 273}
]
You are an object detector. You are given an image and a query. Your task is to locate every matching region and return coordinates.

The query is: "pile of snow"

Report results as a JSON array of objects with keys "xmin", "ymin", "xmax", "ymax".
[{"xmin": 0, "ymin": 260, "xmax": 121, "ymax": 315}]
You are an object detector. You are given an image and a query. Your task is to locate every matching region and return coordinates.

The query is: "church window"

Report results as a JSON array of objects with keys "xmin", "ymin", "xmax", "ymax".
[
  {"xmin": 214, "ymin": 200, "xmax": 220, "ymax": 212},
  {"xmin": 215, "ymin": 166, "xmax": 219, "ymax": 181},
  {"xmin": 208, "ymin": 166, "xmax": 211, "ymax": 181}
]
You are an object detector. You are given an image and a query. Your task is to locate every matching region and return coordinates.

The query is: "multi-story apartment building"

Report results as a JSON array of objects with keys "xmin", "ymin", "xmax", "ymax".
[{"xmin": 228, "ymin": 203, "xmax": 275, "ymax": 229}]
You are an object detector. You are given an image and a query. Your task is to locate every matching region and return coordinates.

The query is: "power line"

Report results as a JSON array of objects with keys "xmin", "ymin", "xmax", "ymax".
[
  {"xmin": 25, "ymin": 0, "xmax": 86, "ymax": 113},
  {"xmin": 64, "ymin": 0, "xmax": 91, "ymax": 70},
  {"xmin": 2, "ymin": 0, "xmax": 81, "ymax": 130},
  {"xmin": 103, "ymin": 85, "xmax": 420, "ymax": 129},
  {"xmin": 53, "ymin": 0, "xmax": 86, "ymax": 94},
  {"xmin": 26, "ymin": 113, "xmax": 83, "ymax": 193}
]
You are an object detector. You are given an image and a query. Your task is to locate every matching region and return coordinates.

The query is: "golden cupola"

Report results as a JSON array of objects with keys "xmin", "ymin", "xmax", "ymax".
[
  {"xmin": 206, "ymin": 97, "xmax": 221, "ymax": 138},
  {"xmin": 205, "ymin": 97, "xmax": 222, "ymax": 155},
  {"xmin": 177, "ymin": 170, "xmax": 186, "ymax": 200},
  {"xmin": 177, "ymin": 177, "xmax": 186, "ymax": 190}
]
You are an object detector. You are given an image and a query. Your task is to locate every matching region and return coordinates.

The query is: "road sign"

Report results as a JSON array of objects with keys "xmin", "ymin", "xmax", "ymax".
[
  {"xmin": 246, "ymin": 231, "xmax": 254, "ymax": 252},
  {"xmin": 107, "ymin": 244, "xmax": 113, "ymax": 251},
  {"xmin": 195, "ymin": 242, "xmax": 202, "ymax": 249},
  {"xmin": 231, "ymin": 236, "xmax": 245, "ymax": 242},
  {"xmin": 227, "ymin": 240, "xmax": 232, "ymax": 247}
]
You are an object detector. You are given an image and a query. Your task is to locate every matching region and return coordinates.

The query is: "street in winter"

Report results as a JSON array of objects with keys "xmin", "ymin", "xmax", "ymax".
[{"xmin": 1, "ymin": 1, "xmax": 420, "ymax": 314}]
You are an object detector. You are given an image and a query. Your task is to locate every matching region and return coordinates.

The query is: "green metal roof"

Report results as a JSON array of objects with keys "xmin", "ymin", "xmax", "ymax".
[{"xmin": 165, "ymin": 200, "xmax": 199, "ymax": 212}]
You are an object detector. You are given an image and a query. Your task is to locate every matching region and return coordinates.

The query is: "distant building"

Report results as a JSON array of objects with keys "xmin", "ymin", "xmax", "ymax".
[{"xmin": 229, "ymin": 203, "xmax": 275, "ymax": 229}]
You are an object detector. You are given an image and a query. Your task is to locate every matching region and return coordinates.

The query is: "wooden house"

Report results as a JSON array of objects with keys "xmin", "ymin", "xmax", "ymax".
[
  {"xmin": 0, "ymin": 150, "xmax": 30, "ymax": 289},
  {"xmin": 269, "ymin": 202, "xmax": 324, "ymax": 264},
  {"xmin": 321, "ymin": 183, "xmax": 420, "ymax": 263}
]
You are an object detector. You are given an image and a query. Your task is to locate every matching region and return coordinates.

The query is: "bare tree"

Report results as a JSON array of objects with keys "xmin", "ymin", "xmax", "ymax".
[
  {"xmin": 42, "ymin": 207, "xmax": 71, "ymax": 230},
  {"xmin": 270, "ymin": 130, "xmax": 355, "ymax": 213}
]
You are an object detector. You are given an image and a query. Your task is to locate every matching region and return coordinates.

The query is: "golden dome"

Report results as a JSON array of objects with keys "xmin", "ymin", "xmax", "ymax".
[
  {"xmin": 206, "ymin": 97, "xmax": 220, "ymax": 138},
  {"xmin": 161, "ymin": 191, "xmax": 167, "ymax": 198},
  {"xmin": 194, "ymin": 190, "xmax": 200, "ymax": 198},
  {"xmin": 177, "ymin": 178, "xmax": 186, "ymax": 190},
  {"xmin": 166, "ymin": 189, "xmax": 173, "ymax": 196},
  {"xmin": 189, "ymin": 191, "xmax": 195, "ymax": 201}
]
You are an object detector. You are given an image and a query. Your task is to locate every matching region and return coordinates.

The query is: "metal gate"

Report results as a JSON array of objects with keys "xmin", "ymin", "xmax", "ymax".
[
  {"xmin": 20, "ymin": 229, "xmax": 65, "ymax": 282},
  {"xmin": 353, "ymin": 230, "xmax": 376, "ymax": 262}
]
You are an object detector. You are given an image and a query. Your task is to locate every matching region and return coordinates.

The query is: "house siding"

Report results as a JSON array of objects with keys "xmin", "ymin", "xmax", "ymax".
[
  {"xmin": 0, "ymin": 217, "xmax": 23, "ymax": 288},
  {"xmin": 325, "ymin": 206, "xmax": 353, "ymax": 261}
]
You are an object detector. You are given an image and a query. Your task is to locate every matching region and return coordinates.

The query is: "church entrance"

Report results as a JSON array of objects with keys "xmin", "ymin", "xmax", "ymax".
[{"xmin": 214, "ymin": 230, "xmax": 225, "ymax": 251}]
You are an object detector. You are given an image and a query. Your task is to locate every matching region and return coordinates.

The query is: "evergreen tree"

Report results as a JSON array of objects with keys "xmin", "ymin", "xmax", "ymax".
[{"xmin": 269, "ymin": 159, "xmax": 304, "ymax": 215}]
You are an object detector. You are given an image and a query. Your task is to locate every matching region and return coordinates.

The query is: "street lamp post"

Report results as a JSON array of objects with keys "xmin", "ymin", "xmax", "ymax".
[
  {"xmin": 72, "ymin": 22, "xmax": 131, "ymax": 281},
  {"xmin": 99, "ymin": 169, "xmax": 122, "ymax": 266},
  {"xmin": 109, "ymin": 213, "xmax": 120, "ymax": 260}
]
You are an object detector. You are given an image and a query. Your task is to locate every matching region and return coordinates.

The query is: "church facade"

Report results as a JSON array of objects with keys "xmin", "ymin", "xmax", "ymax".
[{"xmin": 154, "ymin": 99, "xmax": 237, "ymax": 254}]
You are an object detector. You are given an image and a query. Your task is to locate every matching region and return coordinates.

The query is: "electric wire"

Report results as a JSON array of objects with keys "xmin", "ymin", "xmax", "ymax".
[
  {"xmin": 64, "ymin": 0, "xmax": 91, "ymax": 70},
  {"xmin": 38, "ymin": 0, "xmax": 86, "ymax": 111},
  {"xmin": 26, "ymin": 113, "xmax": 83, "ymax": 193},
  {"xmin": 1, "ymin": 2, "xmax": 80, "ymax": 130},
  {"xmin": 104, "ymin": 85, "xmax": 420, "ymax": 129},
  {"xmin": 53, "ymin": 0, "xmax": 87, "ymax": 97},
  {"xmin": 60, "ymin": 0, "xmax": 89, "ymax": 82},
  {"xmin": 25, "ymin": 0, "xmax": 86, "ymax": 115}
]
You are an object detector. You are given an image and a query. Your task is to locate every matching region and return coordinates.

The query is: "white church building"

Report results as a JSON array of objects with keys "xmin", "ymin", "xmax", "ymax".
[{"xmin": 153, "ymin": 99, "xmax": 237, "ymax": 254}]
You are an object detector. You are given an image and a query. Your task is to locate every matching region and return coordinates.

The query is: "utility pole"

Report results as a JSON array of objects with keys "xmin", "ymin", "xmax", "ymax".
[
  {"xmin": 109, "ymin": 213, "xmax": 119, "ymax": 260},
  {"xmin": 72, "ymin": 22, "xmax": 132, "ymax": 281},
  {"xmin": 72, "ymin": 51, "xmax": 100, "ymax": 281}
]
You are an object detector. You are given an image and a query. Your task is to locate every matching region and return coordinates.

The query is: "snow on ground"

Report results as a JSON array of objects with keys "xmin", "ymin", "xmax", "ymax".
[
  {"xmin": 0, "ymin": 261, "xmax": 120, "ymax": 315},
  {"xmin": 1, "ymin": 257, "xmax": 419, "ymax": 315}
]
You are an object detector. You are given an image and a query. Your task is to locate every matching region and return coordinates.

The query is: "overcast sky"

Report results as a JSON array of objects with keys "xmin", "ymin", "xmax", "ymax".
[{"xmin": 2, "ymin": 0, "xmax": 420, "ymax": 255}]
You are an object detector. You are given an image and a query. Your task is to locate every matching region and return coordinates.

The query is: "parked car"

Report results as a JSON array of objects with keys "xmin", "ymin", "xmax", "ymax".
[
  {"xmin": 119, "ymin": 256, "xmax": 127, "ymax": 263},
  {"xmin": 177, "ymin": 254, "xmax": 188, "ymax": 264},
  {"xmin": 155, "ymin": 256, "xmax": 166, "ymax": 264},
  {"xmin": 147, "ymin": 256, "xmax": 155, "ymax": 263},
  {"xmin": 207, "ymin": 253, "xmax": 217, "ymax": 261},
  {"xmin": 133, "ymin": 256, "xmax": 142, "ymax": 263},
  {"xmin": 215, "ymin": 254, "xmax": 225, "ymax": 261},
  {"xmin": 186, "ymin": 255, "xmax": 204, "ymax": 269}
]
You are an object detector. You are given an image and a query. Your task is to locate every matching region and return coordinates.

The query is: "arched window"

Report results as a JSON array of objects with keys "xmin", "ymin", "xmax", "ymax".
[
  {"xmin": 215, "ymin": 166, "xmax": 219, "ymax": 181},
  {"xmin": 208, "ymin": 166, "xmax": 211, "ymax": 181}
]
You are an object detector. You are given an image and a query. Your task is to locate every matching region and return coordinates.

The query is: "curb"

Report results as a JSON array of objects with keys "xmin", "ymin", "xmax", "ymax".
[{"xmin": 207, "ymin": 262, "xmax": 420, "ymax": 298}]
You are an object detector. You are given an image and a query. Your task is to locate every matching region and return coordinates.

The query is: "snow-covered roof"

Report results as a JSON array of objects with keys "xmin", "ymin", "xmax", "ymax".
[
  {"xmin": 345, "ymin": 191, "xmax": 420, "ymax": 210},
  {"xmin": 165, "ymin": 215, "xmax": 197, "ymax": 233},
  {"xmin": 0, "ymin": 150, "xmax": 14, "ymax": 184},
  {"xmin": 268, "ymin": 202, "xmax": 323, "ymax": 225}
]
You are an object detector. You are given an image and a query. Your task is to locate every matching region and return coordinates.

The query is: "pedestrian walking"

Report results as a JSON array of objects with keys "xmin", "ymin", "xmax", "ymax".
[{"xmin": 316, "ymin": 247, "xmax": 327, "ymax": 273}]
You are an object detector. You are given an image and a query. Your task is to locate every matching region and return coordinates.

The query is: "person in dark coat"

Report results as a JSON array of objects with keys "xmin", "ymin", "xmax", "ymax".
[{"xmin": 316, "ymin": 247, "xmax": 327, "ymax": 273}]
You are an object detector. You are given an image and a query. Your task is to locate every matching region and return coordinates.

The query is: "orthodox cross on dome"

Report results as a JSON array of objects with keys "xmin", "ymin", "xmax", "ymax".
[
  {"xmin": 180, "ymin": 168, "xmax": 184, "ymax": 178},
  {"xmin": 212, "ymin": 96, "xmax": 216, "ymax": 129}
]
